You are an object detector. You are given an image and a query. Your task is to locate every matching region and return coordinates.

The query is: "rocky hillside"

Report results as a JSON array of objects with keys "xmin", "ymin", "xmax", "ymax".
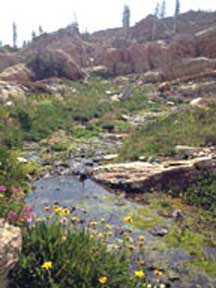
[{"xmin": 0, "ymin": 10, "xmax": 216, "ymax": 101}]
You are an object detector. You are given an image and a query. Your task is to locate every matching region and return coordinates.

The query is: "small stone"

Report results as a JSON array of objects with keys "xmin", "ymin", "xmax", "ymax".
[
  {"xmin": 168, "ymin": 270, "xmax": 180, "ymax": 281},
  {"xmin": 151, "ymin": 226, "xmax": 169, "ymax": 237},
  {"xmin": 17, "ymin": 157, "xmax": 28, "ymax": 164},
  {"xmin": 171, "ymin": 210, "xmax": 184, "ymax": 220}
]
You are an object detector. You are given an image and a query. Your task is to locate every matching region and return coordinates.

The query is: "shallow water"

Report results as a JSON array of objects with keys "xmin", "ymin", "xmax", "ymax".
[{"xmin": 26, "ymin": 175, "xmax": 216, "ymax": 288}]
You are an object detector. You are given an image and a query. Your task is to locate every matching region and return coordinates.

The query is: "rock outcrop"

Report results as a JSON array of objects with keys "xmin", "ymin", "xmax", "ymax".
[
  {"xmin": 91, "ymin": 157, "xmax": 216, "ymax": 193},
  {"xmin": 0, "ymin": 53, "xmax": 19, "ymax": 73},
  {"xmin": 27, "ymin": 49, "xmax": 86, "ymax": 81},
  {"xmin": 0, "ymin": 219, "xmax": 22, "ymax": 288},
  {"xmin": 0, "ymin": 11, "xmax": 216, "ymax": 85},
  {"xmin": 196, "ymin": 26, "xmax": 216, "ymax": 59},
  {"xmin": 101, "ymin": 35, "xmax": 197, "ymax": 78}
]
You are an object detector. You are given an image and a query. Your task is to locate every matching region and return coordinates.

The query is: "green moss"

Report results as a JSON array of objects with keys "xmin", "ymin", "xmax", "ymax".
[
  {"xmin": 72, "ymin": 128, "xmax": 99, "ymax": 139},
  {"xmin": 187, "ymin": 260, "xmax": 216, "ymax": 277},
  {"xmin": 164, "ymin": 226, "xmax": 205, "ymax": 257},
  {"xmin": 132, "ymin": 215, "xmax": 165, "ymax": 230},
  {"xmin": 51, "ymin": 143, "xmax": 68, "ymax": 152}
]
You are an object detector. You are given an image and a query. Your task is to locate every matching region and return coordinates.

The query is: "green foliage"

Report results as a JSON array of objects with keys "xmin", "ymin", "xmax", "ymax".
[
  {"xmin": 9, "ymin": 222, "xmax": 137, "ymax": 288},
  {"xmin": 0, "ymin": 107, "xmax": 23, "ymax": 148},
  {"xmin": 165, "ymin": 226, "xmax": 205, "ymax": 257},
  {"xmin": 0, "ymin": 148, "xmax": 27, "ymax": 190},
  {"xmin": 120, "ymin": 106, "xmax": 216, "ymax": 160},
  {"xmin": 72, "ymin": 128, "xmax": 99, "ymax": 139},
  {"xmin": 181, "ymin": 171, "xmax": 216, "ymax": 211}
]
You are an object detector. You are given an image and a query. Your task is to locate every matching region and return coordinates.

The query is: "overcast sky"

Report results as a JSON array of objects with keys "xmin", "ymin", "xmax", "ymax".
[{"xmin": 0, "ymin": 0, "xmax": 215, "ymax": 46}]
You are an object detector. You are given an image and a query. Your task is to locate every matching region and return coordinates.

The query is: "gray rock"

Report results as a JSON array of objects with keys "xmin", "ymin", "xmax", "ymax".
[{"xmin": 151, "ymin": 226, "xmax": 169, "ymax": 237}]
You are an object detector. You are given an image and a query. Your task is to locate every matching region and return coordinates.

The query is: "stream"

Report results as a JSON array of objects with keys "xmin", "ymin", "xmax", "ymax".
[{"xmin": 26, "ymin": 174, "xmax": 216, "ymax": 288}]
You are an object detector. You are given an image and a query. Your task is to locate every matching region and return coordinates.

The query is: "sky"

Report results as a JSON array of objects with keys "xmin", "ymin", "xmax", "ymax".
[{"xmin": 0, "ymin": 0, "xmax": 215, "ymax": 46}]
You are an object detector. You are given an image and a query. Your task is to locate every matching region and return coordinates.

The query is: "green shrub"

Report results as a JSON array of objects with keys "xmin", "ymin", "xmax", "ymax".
[{"xmin": 180, "ymin": 171, "xmax": 216, "ymax": 211}]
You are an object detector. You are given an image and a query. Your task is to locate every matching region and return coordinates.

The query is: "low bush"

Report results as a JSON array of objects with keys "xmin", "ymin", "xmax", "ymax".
[{"xmin": 179, "ymin": 171, "xmax": 216, "ymax": 211}]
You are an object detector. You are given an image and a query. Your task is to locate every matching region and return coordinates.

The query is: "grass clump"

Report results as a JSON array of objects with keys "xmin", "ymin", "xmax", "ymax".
[
  {"xmin": 119, "ymin": 106, "xmax": 216, "ymax": 160},
  {"xmin": 9, "ymin": 222, "xmax": 147, "ymax": 288}
]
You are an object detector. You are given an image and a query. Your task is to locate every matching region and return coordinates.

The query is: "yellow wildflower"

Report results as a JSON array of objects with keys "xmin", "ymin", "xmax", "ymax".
[
  {"xmin": 106, "ymin": 231, "xmax": 113, "ymax": 237},
  {"xmin": 71, "ymin": 216, "xmax": 79, "ymax": 223},
  {"xmin": 138, "ymin": 235, "xmax": 145, "ymax": 241},
  {"xmin": 137, "ymin": 241, "xmax": 145, "ymax": 247},
  {"xmin": 127, "ymin": 244, "xmax": 136, "ymax": 250},
  {"xmin": 44, "ymin": 205, "xmax": 50, "ymax": 212},
  {"xmin": 98, "ymin": 232, "xmax": 105, "ymax": 239},
  {"xmin": 154, "ymin": 270, "xmax": 163, "ymax": 276},
  {"xmin": 123, "ymin": 215, "xmax": 133, "ymax": 223},
  {"xmin": 41, "ymin": 261, "xmax": 52, "ymax": 270},
  {"xmin": 105, "ymin": 224, "xmax": 112, "ymax": 230},
  {"xmin": 124, "ymin": 234, "xmax": 133, "ymax": 242},
  {"xmin": 18, "ymin": 192, "xmax": 25, "ymax": 197},
  {"xmin": 89, "ymin": 221, "xmax": 97, "ymax": 227},
  {"xmin": 61, "ymin": 208, "xmax": 70, "ymax": 216},
  {"xmin": 134, "ymin": 270, "xmax": 145, "ymax": 279},
  {"xmin": 54, "ymin": 206, "xmax": 62, "ymax": 214},
  {"xmin": 0, "ymin": 194, "xmax": 4, "ymax": 198},
  {"xmin": 98, "ymin": 276, "xmax": 108, "ymax": 284}
]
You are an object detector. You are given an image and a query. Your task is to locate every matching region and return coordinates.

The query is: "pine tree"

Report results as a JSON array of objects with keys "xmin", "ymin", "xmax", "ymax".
[
  {"xmin": 174, "ymin": 0, "xmax": 180, "ymax": 33},
  {"xmin": 122, "ymin": 5, "xmax": 130, "ymax": 28},
  {"xmin": 22, "ymin": 40, "xmax": 27, "ymax": 48},
  {"xmin": 160, "ymin": 0, "xmax": 166, "ymax": 19},
  {"xmin": 32, "ymin": 31, "xmax": 36, "ymax": 40},
  {"xmin": 154, "ymin": 2, "xmax": 160, "ymax": 18},
  {"xmin": 38, "ymin": 25, "xmax": 44, "ymax": 35},
  {"xmin": 71, "ymin": 21, "xmax": 79, "ymax": 33},
  {"xmin": 12, "ymin": 22, "xmax": 17, "ymax": 48},
  {"xmin": 175, "ymin": 0, "xmax": 180, "ymax": 17}
]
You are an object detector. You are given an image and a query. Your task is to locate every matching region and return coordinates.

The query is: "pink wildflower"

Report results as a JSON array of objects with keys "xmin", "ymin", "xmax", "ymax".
[
  {"xmin": 0, "ymin": 185, "xmax": 6, "ymax": 192},
  {"xmin": 24, "ymin": 214, "xmax": 33, "ymax": 223},
  {"xmin": 23, "ymin": 206, "xmax": 33, "ymax": 212},
  {"xmin": 7, "ymin": 210, "xmax": 17, "ymax": 220}
]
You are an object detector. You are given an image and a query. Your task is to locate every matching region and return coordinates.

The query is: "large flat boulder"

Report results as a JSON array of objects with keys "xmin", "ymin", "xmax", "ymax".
[
  {"xmin": 0, "ymin": 219, "xmax": 22, "ymax": 288},
  {"xmin": 91, "ymin": 157, "xmax": 216, "ymax": 193}
]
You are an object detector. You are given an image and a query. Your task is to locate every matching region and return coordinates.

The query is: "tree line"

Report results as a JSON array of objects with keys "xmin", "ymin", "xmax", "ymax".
[{"xmin": 122, "ymin": 0, "xmax": 181, "ymax": 29}]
